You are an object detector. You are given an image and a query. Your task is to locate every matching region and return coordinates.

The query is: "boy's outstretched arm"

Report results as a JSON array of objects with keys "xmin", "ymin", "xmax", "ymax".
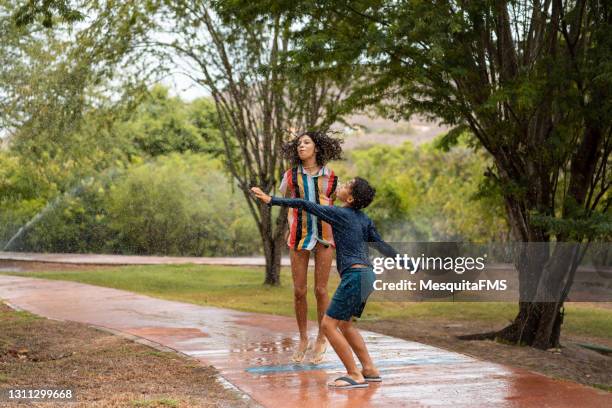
[
  {"xmin": 368, "ymin": 221, "xmax": 414, "ymax": 271},
  {"xmin": 250, "ymin": 187, "xmax": 342, "ymax": 225},
  {"xmin": 250, "ymin": 187, "xmax": 273, "ymax": 204}
]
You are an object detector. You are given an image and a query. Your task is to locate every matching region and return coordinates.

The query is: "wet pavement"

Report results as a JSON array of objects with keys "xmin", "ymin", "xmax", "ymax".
[{"xmin": 0, "ymin": 275, "xmax": 610, "ymax": 408}]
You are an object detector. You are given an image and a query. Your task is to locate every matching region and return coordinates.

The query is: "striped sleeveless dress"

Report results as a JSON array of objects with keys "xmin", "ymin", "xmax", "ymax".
[{"xmin": 279, "ymin": 165, "xmax": 338, "ymax": 250}]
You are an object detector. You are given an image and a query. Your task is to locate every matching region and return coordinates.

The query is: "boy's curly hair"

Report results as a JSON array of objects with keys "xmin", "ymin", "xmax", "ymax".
[
  {"xmin": 282, "ymin": 130, "xmax": 344, "ymax": 167},
  {"xmin": 350, "ymin": 177, "xmax": 376, "ymax": 210}
]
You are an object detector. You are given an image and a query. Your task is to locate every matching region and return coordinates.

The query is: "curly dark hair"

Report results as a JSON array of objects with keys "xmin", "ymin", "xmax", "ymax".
[
  {"xmin": 282, "ymin": 130, "xmax": 344, "ymax": 167},
  {"xmin": 350, "ymin": 177, "xmax": 376, "ymax": 210}
]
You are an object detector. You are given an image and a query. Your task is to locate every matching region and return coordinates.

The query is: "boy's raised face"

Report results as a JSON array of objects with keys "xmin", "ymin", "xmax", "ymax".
[
  {"xmin": 336, "ymin": 179, "xmax": 355, "ymax": 206},
  {"xmin": 336, "ymin": 177, "xmax": 376, "ymax": 209}
]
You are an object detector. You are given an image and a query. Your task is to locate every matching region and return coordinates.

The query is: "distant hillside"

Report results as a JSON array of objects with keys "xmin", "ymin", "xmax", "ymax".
[
  {"xmin": 179, "ymin": 92, "xmax": 450, "ymax": 151},
  {"xmin": 333, "ymin": 113, "xmax": 450, "ymax": 150}
]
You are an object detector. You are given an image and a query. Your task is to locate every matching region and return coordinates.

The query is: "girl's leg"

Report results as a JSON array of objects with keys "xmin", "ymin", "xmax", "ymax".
[
  {"xmin": 290, "ymin": 248, "xmax": 311, "ymax": 360},
  {"xmin": 312, "ymin": 242, "xmax": 332, "ymax": 356},
  {"xmin": 338, "ymin": 320, "xmax": 379, "ymax": 378},
  {"xmin": 321, "ymin": 315, "xmax": 364, "ymax": 385}
]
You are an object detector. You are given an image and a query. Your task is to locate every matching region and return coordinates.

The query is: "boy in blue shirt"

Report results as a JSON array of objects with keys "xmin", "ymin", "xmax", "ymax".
[{"xmin": 251, "ymin": 177, "xmax": 404, "ymax": 389}]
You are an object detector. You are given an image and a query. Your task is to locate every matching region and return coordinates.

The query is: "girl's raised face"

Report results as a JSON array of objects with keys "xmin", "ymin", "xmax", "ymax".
[{"xmin": 297, "ymin": 135, "xmax": 317, "ymax": 162}]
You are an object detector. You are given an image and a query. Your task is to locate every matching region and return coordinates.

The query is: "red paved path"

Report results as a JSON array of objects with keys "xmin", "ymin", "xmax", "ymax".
[{"xmin": 0, "ymin": 275, "xmax": 610, "ymax": 407}]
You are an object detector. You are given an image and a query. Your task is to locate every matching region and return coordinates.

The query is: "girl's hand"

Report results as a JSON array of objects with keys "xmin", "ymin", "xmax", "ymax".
[{"xmin": 250, "ymin": 187, "xmax": 272, "ymax": 204}]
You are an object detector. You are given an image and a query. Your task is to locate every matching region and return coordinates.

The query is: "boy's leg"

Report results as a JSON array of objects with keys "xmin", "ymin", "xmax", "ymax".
[
  {"xmin": 321, "ymin": 315, "xmax": 365, "ymax": 385},
  {"xmin": 338, "ymin": 320, "xmax": 379, "ymax": 378},
  {"xmin": 313, "ymin": 242, "xmax": 332, "ymax": 355},
  {"xmin": 290, "ymin": 249, "xmax": 311, "ymax": 358}
]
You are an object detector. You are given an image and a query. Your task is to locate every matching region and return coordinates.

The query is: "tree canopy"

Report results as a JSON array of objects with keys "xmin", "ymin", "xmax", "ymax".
[{"xmin": 217, "ymin": 0, "xmax": 611, "ymax": 348}]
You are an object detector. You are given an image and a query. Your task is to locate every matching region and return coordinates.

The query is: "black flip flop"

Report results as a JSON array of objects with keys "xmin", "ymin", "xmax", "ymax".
[
  {"xmin": 328, "ymin": 376, "xmax": 369, "ymax": 389},
  {"xmin": 364, "ymin": 375, "xmax": 382, "ymax": 382}
]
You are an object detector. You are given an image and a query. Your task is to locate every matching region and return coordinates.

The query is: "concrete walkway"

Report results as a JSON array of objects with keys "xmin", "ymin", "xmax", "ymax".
[
  {"xmin": 0, "ymin": 251, "xmax": 299, "ymax": 267},
  {"xmin": 0, "ymin": 275, "xmax": 610, "ymax": 408}
]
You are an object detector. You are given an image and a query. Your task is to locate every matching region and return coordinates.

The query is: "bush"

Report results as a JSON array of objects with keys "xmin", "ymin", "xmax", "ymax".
[
  {"xmin": 106, "ymin": 153, "xmax": 260, "ymax": 256},
  {"xmin": 329, "ymin": 139, "xmax": 509, "ymax": 242},
  {"xmin": 9, "ymin": 153, "xmax": 261, "ymax": 256}
]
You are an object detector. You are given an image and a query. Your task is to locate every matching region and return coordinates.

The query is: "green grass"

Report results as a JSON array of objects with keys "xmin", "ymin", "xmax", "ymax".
[
  {"xmin": 0, "ymin": 307, "xmax": 43, "ymax": 324},
  {"xmin": 593, "ymin": 384, "xmax": 612, "ymax": 392},
  {"xmin": 5, "ymin": 264, "xmax": 321, "ymax": 318},
  {"xmin": 3, "ymin": 264, "xmax": 611, "ymax": 340}
]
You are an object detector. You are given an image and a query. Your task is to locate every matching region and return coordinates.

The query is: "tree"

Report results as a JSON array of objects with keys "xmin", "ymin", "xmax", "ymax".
[
  {"xmin": 12, "ymin": 0, "xmax": 84, "ymax": 27},
  {"xmin": 149, "ymin": 1, "xmax": 355, "ymax": 285},
  {"xmin": 1, "ymin": 0, "xmax": 157, "ymax": 173},
  {"xmin": 332, "ymin": 139, "xmax": 509, "ymax": 242},
  {"xmin": 117, "ymin": 84, "xmax": 223, "ymax": 157},
  {"xmin": 0, "ymin": 0, "xmax": 161, "ymax": 245},
  {"xmin": 251, "ymin": 0, "xmax": 611, "ymax": 347}
]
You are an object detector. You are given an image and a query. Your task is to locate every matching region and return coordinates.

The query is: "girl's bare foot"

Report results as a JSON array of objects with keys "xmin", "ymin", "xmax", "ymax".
[
  {"xmin": 309, "ymin": 336, "xmax": 328, "ymax": 364},
  {"xmin": 291, "ymin": 338, "xmax": 311, "ymax": 363}
]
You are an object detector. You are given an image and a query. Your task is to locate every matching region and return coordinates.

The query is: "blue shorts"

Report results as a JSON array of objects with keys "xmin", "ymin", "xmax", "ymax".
[{"xmin": 326, "ymin": 267, "xmax": 376, "ymax": 321}]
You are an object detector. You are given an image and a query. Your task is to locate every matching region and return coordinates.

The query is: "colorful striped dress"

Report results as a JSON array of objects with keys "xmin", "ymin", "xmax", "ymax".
[{"xmin": 279, "ymin": 165, "xmax": 338, "ymax": 250}]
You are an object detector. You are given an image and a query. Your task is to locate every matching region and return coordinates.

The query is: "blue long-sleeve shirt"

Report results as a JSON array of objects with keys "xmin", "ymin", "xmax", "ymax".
[{"xmin": 269, "ymin": 196, "xmax": 401, "ymax": 275}]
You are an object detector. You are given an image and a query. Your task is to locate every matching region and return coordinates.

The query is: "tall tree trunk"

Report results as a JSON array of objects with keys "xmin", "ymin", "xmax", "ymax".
[
  {"xmin": 460, "ymin": 228, "xmax": 580, "ymax": 350},
  {"xmin": 459, "ymin": 246, "xmax": 565, "ymax": 349},
  {"xmin": 259, "ymin": 203, "xmax": 287, "ymax": 286},
  {"xmin": 482, "ymin": 301, "xmax": 564, "ymax": 349}
]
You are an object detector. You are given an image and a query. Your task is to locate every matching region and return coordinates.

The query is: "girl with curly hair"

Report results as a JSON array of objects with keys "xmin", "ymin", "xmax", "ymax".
[{"xmin": 279, "ymin": 130, "xmax": 343, "ymax": 364}]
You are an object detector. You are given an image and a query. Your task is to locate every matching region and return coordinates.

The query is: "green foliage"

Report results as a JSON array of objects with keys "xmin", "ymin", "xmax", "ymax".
[
  {"xmin": 17, "ymin": 175, "xmax": 114, "ymax": 253},
  {"xmin": 12, "ymin": 0, "xmax": 85, "ymax": 28},
  {"xmin": 0, "ymin": 151, "xmax": 56, "ymax": 244},
  {"xmin": 246, "ymin": 0, "xmax": 612, "ymax": 244},
  {"xmin": 105, "ymin": 153, "xmax": 259, "ymax": 256},
  {"xmin": 0, "ymin": 2, "xmax": 239, "ymax": 255},
  {"xmin": 3, "ymin": 127, "xmax": 509, "ymax": 252},
  {"xmin": 115, "ymin": 85, "xmax": 223, "ymax": 157},
  {"xmin": 531, "ymin": 210, "xmax": 612, "ymax": 241},
  {"xmin": 331, "ymin": 138, "xmax": 509, "ymax": 242},
  {"xmin": 1, "ymin": 0, "xmax": 161, "ymax": 194},
  {"xmin": 9, "ymin": 153, "xmax": 260, "ymax": 256},
  {"xmin": 0, "ymin": 75, "xmax": 229, "ymax": 252}
]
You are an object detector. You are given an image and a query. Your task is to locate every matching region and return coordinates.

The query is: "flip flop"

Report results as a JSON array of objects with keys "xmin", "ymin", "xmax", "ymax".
[
  {"xmin": 363, "ymin": 375, "xmax": 382, "ymax": 382},
  {"xmin": 309, "ymin": 342, "xmax": 327, "ymax": 364},
  {"xmin": 291, "ymin": 341, "xmax": 311, "ymax": 364},
  {"xmin": 328, "ymin": 376, "xmax": 369, "ymax": 389}
]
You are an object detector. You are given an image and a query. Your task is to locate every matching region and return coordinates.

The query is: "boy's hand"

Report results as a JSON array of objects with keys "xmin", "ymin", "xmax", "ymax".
[{"xmin": 250, "ymin": 187, "xmax": 272, "ymax": 204}]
